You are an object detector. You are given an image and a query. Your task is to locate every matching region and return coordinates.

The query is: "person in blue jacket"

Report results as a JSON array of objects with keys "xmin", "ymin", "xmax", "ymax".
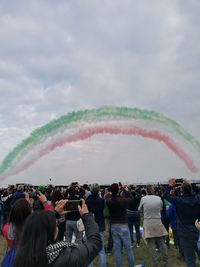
[
  {"xmin": 166, "ymin": 203, "xmax": 184, "ymax": 260},
  {"xmin": 164, "ymin": 179, "xmax": 200, "ymax": 267}
]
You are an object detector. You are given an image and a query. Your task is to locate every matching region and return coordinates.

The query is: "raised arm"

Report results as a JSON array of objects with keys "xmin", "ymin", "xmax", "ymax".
[{"xmin": 163, "ymin": 180, "xmax": 177, "ymax": 205}]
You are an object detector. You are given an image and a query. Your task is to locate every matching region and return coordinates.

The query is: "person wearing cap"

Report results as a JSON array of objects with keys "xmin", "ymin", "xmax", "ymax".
[{"xmin": 86, "ymin": 183, "xmax": 106, "ymax": 267}]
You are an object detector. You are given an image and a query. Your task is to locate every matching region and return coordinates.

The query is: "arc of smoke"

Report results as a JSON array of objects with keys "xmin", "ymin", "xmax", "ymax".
[
  {"xmin": 0, "ymin": 124, "xmax": 198, "ymax": 181},
  {"xmin": 0, "ymin": 106, "xmax": 200, "ymax": 180}
]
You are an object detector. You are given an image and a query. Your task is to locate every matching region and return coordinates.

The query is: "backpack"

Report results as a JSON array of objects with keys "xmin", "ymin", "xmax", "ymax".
[{"xmin": 2, "ymin": 247, "xmax": 16, "ymax": 267}]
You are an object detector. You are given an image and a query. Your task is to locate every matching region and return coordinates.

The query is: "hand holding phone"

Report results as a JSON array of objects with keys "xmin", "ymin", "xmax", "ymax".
[
  {"xmin": 78, "ymin": 199, "xmax": 89, "ymax": 216},
  {"xmin": 65, "ymin": 200, "xmax": 82, "ymax": 211}
]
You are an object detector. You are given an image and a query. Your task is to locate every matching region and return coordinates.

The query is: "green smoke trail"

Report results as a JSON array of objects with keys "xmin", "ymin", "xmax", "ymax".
[{"xmin": 0, "ymin": 106, "xmax": 200, "ymax": 175}]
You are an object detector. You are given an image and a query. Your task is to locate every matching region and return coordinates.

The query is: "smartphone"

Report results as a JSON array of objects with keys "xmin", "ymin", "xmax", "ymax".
[
  {"xmin": 29, "ymin": 190, "xmax": 40, "ymax": 199},
  {"xmin": 65, "ymin": 200, "xmax": 82, "ymax": 211},
  {"xmin": 175, "ymin": 178, "xmax": 183, "ymax": 184}
]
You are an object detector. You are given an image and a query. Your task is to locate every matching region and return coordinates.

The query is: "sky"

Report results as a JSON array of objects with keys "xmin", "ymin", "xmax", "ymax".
[{"xmin": 0, "ymin": 0, "xmax": 200, "ymax": 185}]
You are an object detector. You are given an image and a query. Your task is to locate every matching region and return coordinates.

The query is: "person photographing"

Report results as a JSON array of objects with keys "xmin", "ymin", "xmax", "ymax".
[
  {"xmin": 13, "ymin": 199, "xmax": 102, "ymax": 267},
  {"xmin": 164, "ymin": 178, "xmax": 200, "ymax": 267}
]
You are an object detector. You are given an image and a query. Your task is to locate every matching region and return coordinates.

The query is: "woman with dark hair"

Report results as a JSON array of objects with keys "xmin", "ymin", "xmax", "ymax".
[
  {"xmin": 2, "ymin": 198, "xmax": 32, "ymax": 267},
  {"xmin": 14, "ymin": 200, "xmax": 101, "ymax": 267},
  {"xmin": 3, "ymin": 191, "xmax": 51, "ymax": 248},
  {"xmin": 14, "ymin": 211, "xmax": 57, "ymax": 267},
  {"xmin": 2, "ymin": 198, "xmax": 31, "ymax": 248}
]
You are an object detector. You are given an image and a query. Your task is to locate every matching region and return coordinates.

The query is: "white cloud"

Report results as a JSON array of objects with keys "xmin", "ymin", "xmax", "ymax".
[{"xmin": 0, "ymin": 0, "xmax": 200, "ymax": 184}]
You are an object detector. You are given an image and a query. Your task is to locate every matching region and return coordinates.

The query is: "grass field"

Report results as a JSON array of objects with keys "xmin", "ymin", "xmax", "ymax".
[{"xmin": 1, "ymin": 234, "xmax": 200, "ymax": 266}]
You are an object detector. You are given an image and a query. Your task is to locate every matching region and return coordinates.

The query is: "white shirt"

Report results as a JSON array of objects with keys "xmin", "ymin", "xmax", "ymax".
[{"xmin": 138, "ymin": 195, "xmax": 163, "ymax": 219}]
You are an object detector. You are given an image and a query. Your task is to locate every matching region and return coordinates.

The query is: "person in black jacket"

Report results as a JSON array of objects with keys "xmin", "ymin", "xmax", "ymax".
[
  {"xmin": 86, "ymin": 183, "xmax": 106, "ymax": 267},
  {"xmin": 164, "ymin": 179, "xmax": 200, "ymax": 267},
  {"xmin": 106, "ymin": 183, "xmax": 135, "ymax": 267},
  {"xmin": 13, "ymin": 199, "xmax": 102, "ymax": 267}
]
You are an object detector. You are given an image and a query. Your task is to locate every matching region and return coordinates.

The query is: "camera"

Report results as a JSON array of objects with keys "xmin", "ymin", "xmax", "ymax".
[
  {"xmin": 175, "ymin": 178, "xmax": 183, "ymax": 184},
  {"xmin": 65, "ymin": 200, "xmax": 82, "ymax": 211},
  {"xmin": 175, "ymin": 178, "xmax": 184, "ymax": 187},
  {"xmin": 29, "ymin": 191, "xmax": 40, "ymax": 199}
]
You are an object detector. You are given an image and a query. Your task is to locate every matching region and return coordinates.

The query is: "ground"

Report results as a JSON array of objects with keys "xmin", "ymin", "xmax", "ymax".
[{"xmin": 1, "ymin": 234, "xmax": 199, "ymax": 266}]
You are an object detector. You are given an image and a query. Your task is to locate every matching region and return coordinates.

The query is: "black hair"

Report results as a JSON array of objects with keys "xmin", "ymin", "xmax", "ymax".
[
  {"xmin": 14, "ymin": 211, "xmax": 56, "ymax": 267},
  {"xmin": 110, "ymin": 183, "xmax": 119, "ymax": 195},
  {"xmin": 51, "ymin": 190, "xmax": 63, "ymax": 207},
  {"xmin": 68, "ymin": 186, "xmax": 76, "ymax": 197},
  {"xmin": 9, "ymin": 199, "xmax": 31, "ymax": 245},
  {"xmin": 141, "ymin": 189, "xmax": 147, "ymax": 196},
  {"xmin": 83, "ymin": 184, "xmax": 89, "ymax": 190},
  {"xmin": 181, "ymin": 182, "xmax": 192, "ymax": 195}
]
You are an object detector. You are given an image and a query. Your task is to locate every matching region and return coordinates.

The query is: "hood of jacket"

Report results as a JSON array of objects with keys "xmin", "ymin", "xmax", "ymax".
[
  {"xmin": 46, "ymin": 241, "xmax": 78, "ymax": 264},
  {"xmin": 180, "ymin": 193, "xmax": 200, "ymax": 207}
]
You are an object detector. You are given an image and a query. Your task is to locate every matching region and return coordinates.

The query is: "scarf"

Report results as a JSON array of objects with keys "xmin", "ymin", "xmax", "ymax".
[
  {"xmin": 8, "ymin": 223, "xmax": 16, "ymax": 240},
  {"xmin": 46, "ymin": 241, "xmax": 78, "ymax": 264}
]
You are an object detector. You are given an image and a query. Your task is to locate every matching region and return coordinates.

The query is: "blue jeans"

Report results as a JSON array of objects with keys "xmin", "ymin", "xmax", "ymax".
[
  {"xmin": 179, "ymin": 234, "xmax": 198, "ymax": 267},
  {"xmin": 88, "ymin": 232, "xmax": 106, "ymax": 267},
  {"xmin": 111, "ymin": 225, "xmax": 135, "ymax": 267},
  {"xmin": 127, "ymin": 212, "xmax": 141, "ymax": 244},
  {"xmin": 178, "ymin": 224, "xmax": 199, "ymax": 267},
  {"xmin": 65, "ymin": 220, "xmax": 83, "ymax": 244},
  {"xmin": 105, "ymin": 218, "xmax": 113, "ymax": 252}
]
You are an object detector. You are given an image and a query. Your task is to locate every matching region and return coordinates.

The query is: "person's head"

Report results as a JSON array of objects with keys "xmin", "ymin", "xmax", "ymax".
[
  {"xmin": 169, "ymin": 178, "xmax": 176, "ymax": 186},
  {"xmin": 83, "ymin": 184, "xmax": 89, "ymax": 191},
  {"xmin": 9, "ymin": 199, "xmax": 31, "ymax": 226},
  {"xmin": 17, "ymin": 184, "xmax": 24, "ymax": 192},
  {"xmin": 90, "ymin": 183, "xmax": 100, "ymax": 196},
  {"xmin": 9, "ymin": 199, "xmax": 31, "ymax": 244},
  {"xmin": 14, "ymin": 211, "xmax": 57, "ymax": 267},
  {"xmin": 68, "ymin": 186, "xmax": 76, "ymax": 197},
  {"xmin": 110, "ymin": 183, "xmax": 119, "ymax": 195},
  {"xmin": 181, "ymin": 182, "xmax": 192, "ymax": 195},
  {"xmin": 51, "ymin": 190, "xmax": 63, "ymax": 207},
  {"xmin": 141, "ymin": 189, "xmax": 147, "ymax": 196},
  {"xmin": 146, "ymin": 185, "xmax": 155, "ymax": 195}
]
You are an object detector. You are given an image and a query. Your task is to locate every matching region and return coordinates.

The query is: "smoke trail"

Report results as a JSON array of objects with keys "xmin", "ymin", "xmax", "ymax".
[
  {"xmin": 0, "ymin": 125, "xmax": 198, "ymax": 180},
  {"xmin": 0, "ymin": 106, "xmax": 200, "ymax": 180}
]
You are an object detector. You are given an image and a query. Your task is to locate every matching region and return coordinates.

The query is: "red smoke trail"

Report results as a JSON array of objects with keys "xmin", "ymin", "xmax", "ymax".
[{"xmin": 1, "ymin": 125, "xmax": 198, "ymax": 180}]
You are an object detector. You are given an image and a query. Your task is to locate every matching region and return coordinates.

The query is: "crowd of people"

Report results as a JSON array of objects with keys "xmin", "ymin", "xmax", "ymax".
[{"xmin": 0, "ymin": 179, "xmax": 200, "ymax": 267}]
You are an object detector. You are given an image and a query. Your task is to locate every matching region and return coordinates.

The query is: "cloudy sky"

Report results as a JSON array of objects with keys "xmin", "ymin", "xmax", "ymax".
[{"xmin": 0, "ymin": 0, "xmax": 200, "ymax": 185}]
